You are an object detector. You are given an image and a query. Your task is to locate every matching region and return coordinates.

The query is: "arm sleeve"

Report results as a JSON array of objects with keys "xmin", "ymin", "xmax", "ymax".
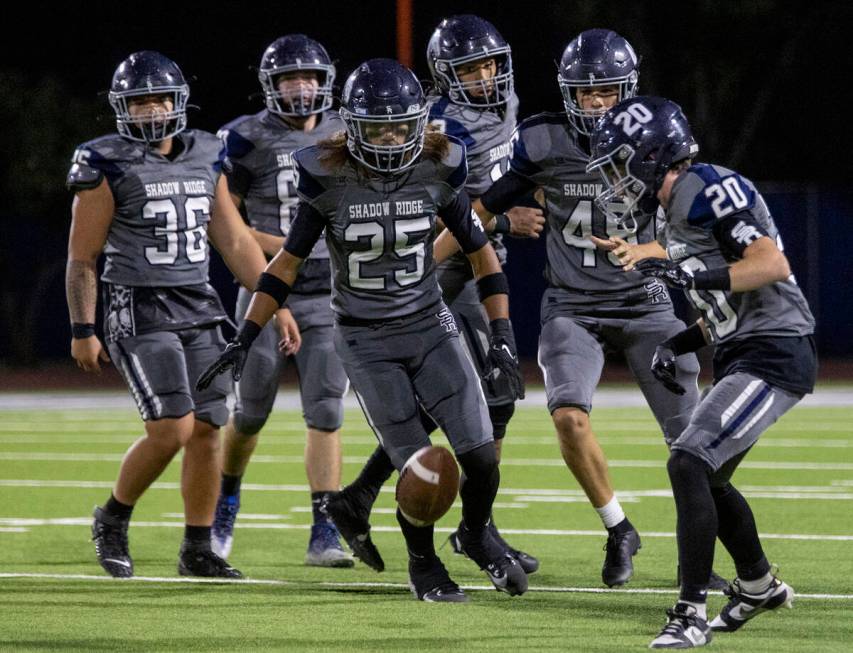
[
  {"xmin": 712, "ymin": 211, "xmax": 771, "ymax": 258},
  {"xmin": 439, "ymin": 189, "xmax": 489, "ymax": 254},
  {"xmin": 479, "ymin": 170, "xmax": 537, "ymax": 215},
  {"xmin": 283, "ymin": 201, "xmax": 328, "ymax": 259}
]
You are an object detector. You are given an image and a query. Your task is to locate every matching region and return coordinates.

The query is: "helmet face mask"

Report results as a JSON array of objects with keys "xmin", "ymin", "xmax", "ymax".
[
  {"xmin": 340, "ymin": 58, "xmax": 429, "ymax": 175},
  {"xmin": 109, "ymin": 51, "xmax": 189, "ymax": 143},
  {"xmin": 341, "ymin": 108, "xmax": 428, "ymax": 174},
  {"xmin": 258, "ymin": 35, "xmax": 336, "ymax": 117},
  {"xmin": 588, "ymin": 144, "xmax": 647, "ymax": 231},
  {"xmin": 427, "ymin": 15, "xmax": 514, "ymax": 109},
  {"xmin": 557, "ymin": 29, "xmax": 639, "ymax": 136}
]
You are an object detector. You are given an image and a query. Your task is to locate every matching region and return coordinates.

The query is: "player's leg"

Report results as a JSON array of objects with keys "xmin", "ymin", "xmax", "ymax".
[
  {"xmin": 334, "ymin": 321, "xmax": 462, "ymax": 599},
  {"xmin": 92, "ymin": 331, "xmax": 197, "ymax": 577},
  {"xmin": 180, "ymin": 325, "xmax": 242, "ymax": 577},
  {"xmin": 539, "ymin": 315, "xmax": 640, "ymax": 586},
  {"xmin": 212, "ymin": 288, "xmax": 285, "ymax": 558},
  {"xmin": 413, "ymin": 320, "xmax": 527, "ymax": 596},
  {"xmin": 292, "ymin": 311, "xmax": 352, "ymax": 568},
  {"xmin": 444, "ymin": 283, "xmax": 537, "ymax": 571},
  {"xmin": 651, "ymin": 373, "xmax": 800, "ymax": 647},
  {"xmin": 618, "ymin": 310, "xmax": 733, "ymax": 589}
]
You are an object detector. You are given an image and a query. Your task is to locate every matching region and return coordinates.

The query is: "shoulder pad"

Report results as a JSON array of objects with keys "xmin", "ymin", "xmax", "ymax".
[
  {"xmin": 216, "ymin": 116, "xmax": 257, "ymax": 161},
  {"xmin": 292, "ymin": 145, "xmax": 328, "ymax": 202},
  {"xmin": 185, "ymin": 129, "xmax": 227, "ymax": 174},
  {"xmin": 676, "ymin": 164, "xmax": 757, "ymax": 229},
  {"xmin": 511, "ymin": 112, "xmax": 566, "ymax": 178},
  {"xmin": 65, "ymin": 135, "xmax": 129, "ymax": 192},
  {"xmin": 428, "ymin": 97, "xmax": 476, "ymax": 150}
]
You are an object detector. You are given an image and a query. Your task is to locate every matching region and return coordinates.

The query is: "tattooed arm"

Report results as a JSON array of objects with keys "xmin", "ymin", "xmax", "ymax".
[{"xmin": 66, "ymin": 178, "xmax": 114, "ymax": 373}]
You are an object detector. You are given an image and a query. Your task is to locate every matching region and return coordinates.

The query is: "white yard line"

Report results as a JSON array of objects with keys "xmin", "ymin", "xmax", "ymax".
[
  {"xmin": 0, "ymin": 572, "xmax": 850, "ymax": 600},
  {"xmin": 1, "ymin": 517, "xmax": 852, "ymax": 542},
  {"xmin": 2, "ymin": 452, "xmax": 852, "ymax": 472}
]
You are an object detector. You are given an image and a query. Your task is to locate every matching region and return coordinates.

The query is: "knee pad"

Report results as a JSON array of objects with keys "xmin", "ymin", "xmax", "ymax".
[
  {"xmin": 304, "ymin": 396, "xmax": 344, "ymax": 432},
  {"xmin": 667, "ymin": 449, "xmax": 712, "ymax": 484},
  {"xmin": 488, "ymin": 402, "xmax": 515, "ymax": 440},
  {"xmin": 457, "ymin": 442, "xmax": 498, "ymax": 482},
  {"xmin": 232, "ymin": 411, "xmax": 269, "ymax": 436}
]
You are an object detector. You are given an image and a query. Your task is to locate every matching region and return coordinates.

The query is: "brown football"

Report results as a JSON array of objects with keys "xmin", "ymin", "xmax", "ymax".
[{"xmin": 395, "ymin": 445, "xmax": 460, "ymax": 526}]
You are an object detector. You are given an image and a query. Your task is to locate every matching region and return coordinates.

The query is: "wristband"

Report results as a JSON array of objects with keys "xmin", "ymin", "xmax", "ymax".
[
  {"xmin": 661, "ymin": 322, "xmax": 706, "ymax": 355},
  {"xmin": 477, "ymin": 272, "xmax": 510, "ymax": 301},
  {"xmin": 492, "ymin": 214, "xmax": 511, "ymax": 234},
  {"xmin": 254, "ymin": 272, "xmax": 292, "ymax": 306},
  {"xmin": 236, "ymin": 319, "xmax": 263, "ymax": 347},
  {"xmin": 71, "ymin": 323, "xmax": 96, "ymax": 339},
  {"xmin": 692, "ymin": 268, "xmax": 731, "ymax": 291}
]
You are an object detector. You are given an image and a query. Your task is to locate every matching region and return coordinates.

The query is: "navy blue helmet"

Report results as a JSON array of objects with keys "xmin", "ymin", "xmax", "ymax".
[
  {"xmin": 259, "ymin": 35, "xmax": 336, "ymax": 117},
  {"xmin": 558, "ymin": 29, "xmax": 639, "ymax": 136},
  {"xmin": 586, "ymin": 96, "xmax": 699, "ymax": 226},
  {"xmin": 108, "ymin": 51, "xmax": 189, "ymax": 142},
  {"xmin": 339, "ymin": 58, "xmax": 429, "ymax": 174},
  {"xmin": 426, "ymin": 14, "xmax": 513, "ymax": 108}
]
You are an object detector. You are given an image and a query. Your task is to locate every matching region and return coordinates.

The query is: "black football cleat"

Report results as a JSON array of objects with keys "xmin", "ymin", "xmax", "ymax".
[
  {"xmin": 321, "ymin": 490, "xmax": 385, "ymax": 572},
  {"xmin": 408, "ymin": 554, "xmax": 467, "ymax": 603},
  {"xmin": 602, "ymin": 527, "xmax": 641, "ymax": 587},
  {"xmin": 710, "ymin": 576, "xmax": 793, "ymax": 632},
  {"xmin": 455, "ymin": 523, "xmax": 528, "ymax": 596},
  {"xmin": 91, "ymin": 506, "xmax": 133, "ymax": 578},
  {"xmin": 178, "ymin": 542, "xmax": 243, "ymax": 578},
  {"xmin": 448, "ymin": 523, "xmax": 540, "ymax": 575}
]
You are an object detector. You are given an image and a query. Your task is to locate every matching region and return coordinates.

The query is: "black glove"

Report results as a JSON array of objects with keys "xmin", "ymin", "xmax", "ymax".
[
  {"xmin": 651, "ymin": 343, "xmax": 686, "ymax": 395},
  {"xmin": 196, "ymin": 320, "xmax": 262, "ymax": 391},
  {"xmin": 484, "ymin": 318, "xmax": 525, "ymax": 400},
  {"xmin": 635, "ymin": 258, "xmax": 693, "ymax": 290}
]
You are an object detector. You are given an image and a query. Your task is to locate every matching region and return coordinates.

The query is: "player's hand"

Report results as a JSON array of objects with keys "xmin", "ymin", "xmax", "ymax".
[
  {"xmin": 484, "ymin": 318, "xmax": 525, "ymax": 400},
  {"xmin": 506, "ymin": 206, "xmax": 545, "ymax": 239},
  {"xmin": 196, "ymin": 339, "xmax": 249, "ymax": 390},
  {"xmin": 590, "ymin": 236, "xmax": 642, "ymax": 271},
  {"xmin": 651, "ymin": 344, "xmax": 686, "ymax": 395},
  {"xmin": 71, "ymin": 336, "xmax": 111, "ymax": 374},
  {"xmin": 635, "ymin": 258, "xmax": 694, "ymax": 289},
  {"xmin": 275, "ymin": 308, "xmax": 301, "ymax": 356}
]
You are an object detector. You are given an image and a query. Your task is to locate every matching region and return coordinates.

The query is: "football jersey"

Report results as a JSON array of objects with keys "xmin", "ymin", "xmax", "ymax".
[
  {"xmin": 66, "ymin": 130, "xmax": 223, "ymax": 287},
  {"xmin": 663, "ymin": 163, "xmax": 815, "ymax": 344},
  {"xmin": 219, "ymin": 110, "xmax": 343, "ymax": 294},
  {"xmin": 511, "ymin": 112, "xmax": 667, "ymax": 309},
  {"xmin": 429, "ymin": 93, "xmax": 517, "ymax": 267},
  {"xmin": 291, "ymin": 136, "xmax": 485, "ymax": 320}
]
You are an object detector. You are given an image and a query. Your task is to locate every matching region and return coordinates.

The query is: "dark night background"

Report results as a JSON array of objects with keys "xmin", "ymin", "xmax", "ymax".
[{"xmin": 0, "ymin": 0, "xmax": 851, "ymax": 371}]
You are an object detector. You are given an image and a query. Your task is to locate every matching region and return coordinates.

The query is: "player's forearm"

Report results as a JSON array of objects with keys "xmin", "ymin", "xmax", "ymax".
[
  {"xmin": 468, "ymin": 245, "xmax": 509, "ymax": 321},
  {"xmin": 480, "ymin": 292, "xmax": 509, "ymax": 321},
  {"xmin": 250, "ymin": 228, "xmax": 286, "ymax": 258},
  {"xmin": 65, "ymin": 259, "xmax": 98, "ymax": 324},
  {"xmin": 635, "ymin": 241, "xmax": 668, "ymax": 261},
  {"xmin": 244, "ymin": 250, "xmax": 302, "ymax": 329},
  {"xmin": 220, "ymin": 232, "xmax": 269, "ymax": 291}
]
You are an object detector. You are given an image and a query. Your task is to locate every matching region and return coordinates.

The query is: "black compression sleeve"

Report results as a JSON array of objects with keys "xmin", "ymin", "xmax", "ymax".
[
  {"xmin": 283, "ymin": 201, "xmax": 327, "ymax": 259},
  {"xmin": 440, "ymin": 190, "xmax": 489, "ymax": 254},
  {"xmin": 480, "ymin": 170, "xmax": 537, "ymax": 215}
]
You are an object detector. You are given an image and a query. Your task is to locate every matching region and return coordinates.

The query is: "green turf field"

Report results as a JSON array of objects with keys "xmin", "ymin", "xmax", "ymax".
[{"xmin": 1, "ymin": 394, "xmax": 852, "ymax": 651}]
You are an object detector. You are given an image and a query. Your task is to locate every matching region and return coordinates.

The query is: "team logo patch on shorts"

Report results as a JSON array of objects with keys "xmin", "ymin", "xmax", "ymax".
[
  {"xmin": 436, "ymin": 308, "xmax": 457, "ymax": 333},
  {"xmin": 106, "ymin": 285, "xmax": 135, "ymax": 342}
]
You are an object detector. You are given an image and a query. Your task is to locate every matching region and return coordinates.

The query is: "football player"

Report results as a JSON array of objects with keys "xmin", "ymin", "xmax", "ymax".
[
  {"xmin": 197, "ymin": 59, "xmax": 528, "ymax": 602},
  {"xmin": 468, "ymin": 29, "xmax": 703, "ymax": 587},
  {"xmin": 65, "ymin": 51, "xmax": 298, "ymax": 578},
  {"xmin": 588, "ymin": 96, "xmax": 816, "ymax": 648},
  {"xmin": 211, "ymin": 35, "xmax": 353, "ymax": 568},
  {"xmin": 322, "ymin": 14, "xmax": 543, "ymax": 575}
]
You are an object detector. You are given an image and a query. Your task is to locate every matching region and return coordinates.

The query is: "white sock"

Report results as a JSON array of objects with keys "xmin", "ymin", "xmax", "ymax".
[
  {"xmin": 595, "ymin": 496, "xmax": 625, "ymax": 529},
  {"xmin": 679, "ymin": 600, "xmax": 707, "ymax": 620},
  {"xmin": 739, "ymin": 572, "xmax": 773, "ymax": 594}
]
